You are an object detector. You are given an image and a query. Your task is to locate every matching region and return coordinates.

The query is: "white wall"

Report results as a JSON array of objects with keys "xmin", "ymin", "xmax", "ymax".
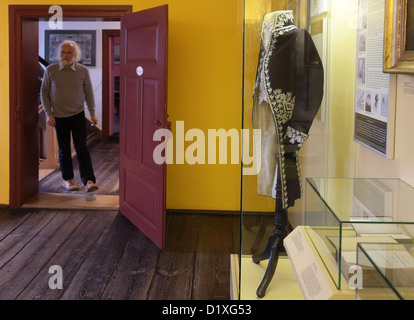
[
  {"xmin": 355, "ymin": 74, "xmax": 414, "ymax": 187},
  {"xmin": 39, "ymin": 21, "xmax": 120, "ymax": 130}
]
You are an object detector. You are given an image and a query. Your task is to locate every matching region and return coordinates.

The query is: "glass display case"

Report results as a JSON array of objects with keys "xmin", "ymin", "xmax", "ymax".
[
  {"xmin": 236, "ymin": 0, "xmax": 400, "ymax": 301},
  {"xmin": 305, "ymin": 178, "xmax": 414, "ymax": 290},
  {"xmin": 238, "ymin": 0, "xmax": 331, "ymax": 300},
  {"xmin": 356, "ymin": 243, "xmax": 414, "ymax": 300}
]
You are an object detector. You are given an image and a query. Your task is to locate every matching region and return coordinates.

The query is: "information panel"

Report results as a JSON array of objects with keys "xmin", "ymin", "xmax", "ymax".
[{"xmin": 354, "ymin": 0, "xmax": 391, "ymax": 157}]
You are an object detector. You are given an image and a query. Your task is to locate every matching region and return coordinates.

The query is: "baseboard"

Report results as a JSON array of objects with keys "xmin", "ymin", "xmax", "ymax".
[
  {"xmin": 166, "ymin": 209, "xmax": 240, "ymax": 215},
  {"xmin": 166, "ymin": 209, "xmax": 275, "ymax": 216}
]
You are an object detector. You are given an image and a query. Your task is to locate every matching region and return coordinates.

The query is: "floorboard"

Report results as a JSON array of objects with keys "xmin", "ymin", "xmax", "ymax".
[
  {"xmin": 101, "ymin": 228, "xmax": 160, "ymax": 300},
  {"xmin": 59, "ymin": 213, "xmax": 134, "ymax": 300},
  {"xmin": 0, "ymin": 210, "xmax": 81, "ymax": 299},
  {"xmin": 0, "ymin": 210, "xmax": 58, "ymax": 270},
  {"xmin": 0, "ymin": 209, "xmax": 31, "ymax": 241},
  {"xmin": 17, "ymin": 211, "xmax": 116, "ymax": 300},
  {"xmin": 147, "ymin": 213, "xmax": 198, "ymax": 300},
  {"xmin": 39, "ymin": 138, "xmax": 119, "ymax": 196},
  {"xmin": 1, "ymin": 140, "xmax": 241, "ymax": 300},
  {"xmin": 27, "ymin": 139, "xmax": 120, "ymax": 211},
  {"xmin": 192, "ymin": 215, "xmax": 236, "ymax": 300},
  {"xmin": 0, "ymin": 208, "xmax": 239, "ymax": 300},
  {"xmin": 23, "ymin": 193, "xmax": 119, "ymax": 211}
]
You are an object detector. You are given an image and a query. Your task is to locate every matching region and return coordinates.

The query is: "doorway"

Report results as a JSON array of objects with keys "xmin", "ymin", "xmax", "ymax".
[
  {"xmin": 35, "ymin": 21, "xmax": 121, "ymax": 209},
  {"xmin": 102, "ymin": 30, "xmax": 121, "ymax": 140},
  {"xmin": 9, "ymin": 5, "xmax": 132, "ymax": 209}
]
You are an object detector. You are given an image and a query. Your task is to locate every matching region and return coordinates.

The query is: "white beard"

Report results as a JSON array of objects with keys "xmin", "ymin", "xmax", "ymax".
[{"xmin": 61, "ymin": 58, "xmax": 74, "ymax": 66}]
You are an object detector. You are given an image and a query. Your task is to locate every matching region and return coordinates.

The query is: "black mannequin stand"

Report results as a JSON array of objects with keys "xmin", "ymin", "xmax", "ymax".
[
  {"xmin": 252, "ymin": 193, "xmax": 289, "ymax": 298},
  {"xmin": 252, "ymin": 151, "xmax": 297, "ymax": 298}
]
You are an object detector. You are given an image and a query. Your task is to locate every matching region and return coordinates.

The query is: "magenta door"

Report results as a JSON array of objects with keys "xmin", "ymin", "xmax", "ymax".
[{"xmin": 119, "ymin": 5, "xmax": 168, "ymax": 249}]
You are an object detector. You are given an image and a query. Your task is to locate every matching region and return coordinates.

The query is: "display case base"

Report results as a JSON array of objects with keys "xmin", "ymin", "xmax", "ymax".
[{"xmin": 230, "ymin": 254, "xmax": 303, "ymax": 300}]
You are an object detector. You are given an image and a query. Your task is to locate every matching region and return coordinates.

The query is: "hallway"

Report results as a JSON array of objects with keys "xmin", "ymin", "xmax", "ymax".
[
  {"xmin": 39, "ymin": 137, "xmax": 120, "ymax": 196},
  {"xmin": 24, "ymin": 138, "xmax": 120, "ymax": 210}
]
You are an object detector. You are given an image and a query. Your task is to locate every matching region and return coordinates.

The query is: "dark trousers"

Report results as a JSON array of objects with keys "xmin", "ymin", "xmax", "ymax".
[{"xmin": 54, "ymin": 111, "xmax": 96, "ymax": 185}]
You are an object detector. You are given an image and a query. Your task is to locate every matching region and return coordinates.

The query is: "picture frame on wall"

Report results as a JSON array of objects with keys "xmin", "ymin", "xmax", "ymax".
[
  {"xmin": 45, "ymin": 30, "xmax": 97, "ymax": 67},
  {"xmin": 383, "ymin": 0, "xmax": 414, "ymax": 74}
]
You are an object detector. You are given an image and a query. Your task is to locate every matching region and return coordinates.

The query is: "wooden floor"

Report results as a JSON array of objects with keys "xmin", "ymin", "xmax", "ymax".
[
  {"xmin": 1, "ymin": 138, "xmax": 240, "ymax": 300},
  {"xmin": 39, "ymin": 137, "xmax": 120, "ymax": 196},
  {"xmin": 25, "ymin": 138, "xmax": 120, "ymax": 210},
  {"xmin": 0, "ymin": 208, "xmax": 239, "ymax": 300}
]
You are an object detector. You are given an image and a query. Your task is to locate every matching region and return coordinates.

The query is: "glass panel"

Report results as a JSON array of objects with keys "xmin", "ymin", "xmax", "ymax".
[
  {"xmin": 357, "ymin": 243, "xmax": 414, "ymax": 300},
  {"xmin": 305, "ymin": 177, "xmax": 414, "ymax": 290},
  {"xmin": 239, "ymin": 0, "xmax": 412, "ymax": 300},
  {"xmin": 240, "ymin": 0, "xmax": 329, "ymax": 300},
  {"xmin": 305, "ymin": 178, "xmax": 344, "ymax": 289},
  {"xmin": 306, "ymin": 178, "xmax": 414, "ymax": 224},
  {"xmin": 240, "ymin": 0, "xmax": 283, "ymax": 300}
]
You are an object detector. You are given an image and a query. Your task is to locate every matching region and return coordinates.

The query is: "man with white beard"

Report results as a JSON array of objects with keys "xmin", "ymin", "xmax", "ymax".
[{"xmin": 40, "ymin": 40, "xmax": 99, "ymax": 193}]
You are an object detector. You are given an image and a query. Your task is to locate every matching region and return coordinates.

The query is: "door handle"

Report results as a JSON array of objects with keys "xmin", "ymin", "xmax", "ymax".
[
  {"xmin": 136, "ymin": 66, "xmax": 144, "ymax": 76},
  {"xmin": 149, "ymin": 120, "xmax": 162, "ymax": 126}
]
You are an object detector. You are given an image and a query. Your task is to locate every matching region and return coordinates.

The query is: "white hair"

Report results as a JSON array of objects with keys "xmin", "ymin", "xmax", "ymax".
[{"xmin": 57, "ymin": 40, "xmax": 82, "ymax": 62}]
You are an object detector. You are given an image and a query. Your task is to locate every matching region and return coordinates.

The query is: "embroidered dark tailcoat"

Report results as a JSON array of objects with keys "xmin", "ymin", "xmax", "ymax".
[{"xmin": 252, "ymin": 10, "xmax": 324, "ymax": 209}]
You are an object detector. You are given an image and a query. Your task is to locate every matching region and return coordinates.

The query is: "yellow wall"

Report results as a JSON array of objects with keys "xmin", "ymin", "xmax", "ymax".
[
  {"xmin": 1, "ymin": 0, "xmax": 243, "ymax": 210},
  {"xmin": 0, "ymin": 1, "xmax": 11, "ymax": 205}
]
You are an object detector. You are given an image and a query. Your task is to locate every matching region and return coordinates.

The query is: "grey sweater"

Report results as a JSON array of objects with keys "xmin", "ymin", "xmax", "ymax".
[{"xmin": 40, "ymin": 62, "xmax": 95, "ymax": 118}]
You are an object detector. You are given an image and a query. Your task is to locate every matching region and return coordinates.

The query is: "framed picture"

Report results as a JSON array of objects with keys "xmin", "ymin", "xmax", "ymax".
[
  {"xmin": 45, "ymin": 30, "xmax": 96, "ymax": 66},
  {"xmin": 383, "ymin": 0, "xmax": 414, "ymax": 74}
]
